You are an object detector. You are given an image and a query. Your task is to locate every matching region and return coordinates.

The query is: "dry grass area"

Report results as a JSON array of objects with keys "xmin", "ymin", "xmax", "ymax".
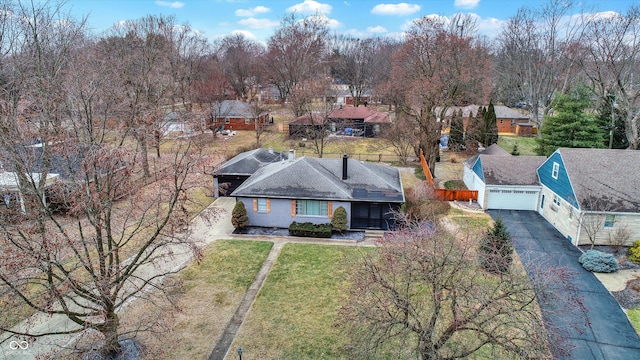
[{"xmin": 113, "ymin": 240, "xmax": 273, "ymax": 360}]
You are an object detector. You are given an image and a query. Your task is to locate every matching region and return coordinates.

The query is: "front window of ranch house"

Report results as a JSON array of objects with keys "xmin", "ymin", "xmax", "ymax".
[{"xmin": 296, "ymin": 200, "xmax": 328, "ymax": 216}]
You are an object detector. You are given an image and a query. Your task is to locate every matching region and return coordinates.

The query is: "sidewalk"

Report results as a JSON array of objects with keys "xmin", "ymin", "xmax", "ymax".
[{"xmin": 0, "ymin": 197, "xmax": 237, "ymax": 360}]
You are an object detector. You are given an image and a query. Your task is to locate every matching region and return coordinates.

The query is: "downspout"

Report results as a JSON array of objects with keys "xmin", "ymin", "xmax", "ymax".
[{"xmin": 575, "ymin": 212, "xmax": 583, "ymax": 247}]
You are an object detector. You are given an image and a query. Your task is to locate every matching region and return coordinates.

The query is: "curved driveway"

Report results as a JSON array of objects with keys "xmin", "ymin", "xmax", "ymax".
[{"xmin": 489, "ymin": 210, "xmax": 640, "ymax": 359}]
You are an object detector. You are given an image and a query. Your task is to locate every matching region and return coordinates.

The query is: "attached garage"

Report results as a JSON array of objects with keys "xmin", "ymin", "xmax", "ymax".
[
  {"xmin": 462, "ymin": 146, "xmax": 546, "ymax": 211},
  {"xmin": 486, "ymin": 188, "xmax": 540, "ymax": 211}
]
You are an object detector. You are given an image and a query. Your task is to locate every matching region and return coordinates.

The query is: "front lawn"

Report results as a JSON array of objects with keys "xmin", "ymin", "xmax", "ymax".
[
  {"xmin": 118, "ymin": 240, "xmax": 273, "ymax": 360},
  {"xmin": 226, "ymin": 243, "xmax": 369, "ymax": 360},
  {"xmin": 628, "ymin": 307, "xmax": 640, "ymax": 335}
]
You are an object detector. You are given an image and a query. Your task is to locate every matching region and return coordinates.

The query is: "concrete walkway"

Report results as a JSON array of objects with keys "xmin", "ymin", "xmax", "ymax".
[{"xmin": 489, "ymin": 210, "xmax": 640, "ymax": 359}]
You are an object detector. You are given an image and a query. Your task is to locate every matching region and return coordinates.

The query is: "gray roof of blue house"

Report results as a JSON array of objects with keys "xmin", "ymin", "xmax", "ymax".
[
  {"xmin": 480, "ymin": 155, "xmax": 546, "ymax": 185},
  {"xmin": 231, "ymin": 156, "xmax": 404, "ymax": 203},
  {"xmin": 213, "ymin": 148, "xmax": 286, "ymax": 176},
  {"xmin": 556, "ymin": 148, "xmax": 640, "ymax": 212}
]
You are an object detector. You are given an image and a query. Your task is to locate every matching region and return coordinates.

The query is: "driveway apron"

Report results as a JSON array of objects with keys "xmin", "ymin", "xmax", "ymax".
[{"xmin": 488, "ymin": 210, "xmax": 640, "ymax": 360}]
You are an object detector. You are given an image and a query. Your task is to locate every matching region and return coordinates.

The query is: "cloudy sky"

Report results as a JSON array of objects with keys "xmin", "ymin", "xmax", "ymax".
[{"xmin": 65, "ymin": 0, "xmax": 635, "ymax": 42}]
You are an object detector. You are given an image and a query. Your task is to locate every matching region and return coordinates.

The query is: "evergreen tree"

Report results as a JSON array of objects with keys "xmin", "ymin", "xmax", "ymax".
[
  {"xmin": 479, "ymin": 218, "xmax": 513, "ymax": 274},
  {"xmin": 596, "ymin": 94, "xmax": 628, "ymax": 149},
  {"xmin": 464, "ymin": 106, "xmax": 483, "ymax": 152},
  {"xmin": 448, "ymin": 109, "xmax": 464, "ymax": 151},
  {"xmin": 511, "ymin": 143, "xmax": 520, "ymax": 156},
  {"xmin": 331, "ymin": 206, "xmax": 348, "ymax": 233},
  {"xmin": 482, "ymin": 100, "xmax": 498, "ymax": 146},
  {"xmin": 537, "ymin": 86, "xmax": 606, "ymax": 156},
  {"xmin": 231, "ymin": 201, "xmax": 249, "ymax": 230}
]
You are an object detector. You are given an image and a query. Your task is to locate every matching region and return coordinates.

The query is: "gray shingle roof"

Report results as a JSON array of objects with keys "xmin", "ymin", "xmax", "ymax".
[
  {"xmin": 231, "ymin": 156, "xmax": 404, "ymax": 202},
  {"xmin": 463, "ymin": 144, "xmax": 511, "ymax": 167},
  {"xmin": 214, "ymin": 100, "xmax": 255, "ymax": 118},
  {"xmin": 481, "ymin": 156, "xmax": 546, "ymax": 185},
  {"xmin": 213, "ymin": 148, "xmax": 285, "ymax": 176},
  {"xmin": 558, "ymin": 148, "xmax": 640, "ymax": 212}
]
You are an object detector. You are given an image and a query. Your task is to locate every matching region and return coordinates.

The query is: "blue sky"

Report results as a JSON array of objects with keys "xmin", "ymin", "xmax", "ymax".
[{"xmin": 64, "ymin": 0, "xmax": 637, "ymax": 42}]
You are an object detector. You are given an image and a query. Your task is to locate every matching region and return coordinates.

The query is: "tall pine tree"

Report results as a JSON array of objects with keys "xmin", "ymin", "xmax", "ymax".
[
  {"xmin": 479, "ymin": 218, "xmax": 513, "ymax": 274},
  {"xmin": 537, "ymin": 86, "xmax": 605, "ymax": 156},
  {"xmin": 482, "ymin": 100, "xmax": 498, "ymax": 147}
]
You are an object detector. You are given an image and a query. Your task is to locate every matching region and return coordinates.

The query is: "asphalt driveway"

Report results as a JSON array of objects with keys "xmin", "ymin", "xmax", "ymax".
[{"xmin": 488, "ymin": 210, "xmax": 640, "ymax": 359}]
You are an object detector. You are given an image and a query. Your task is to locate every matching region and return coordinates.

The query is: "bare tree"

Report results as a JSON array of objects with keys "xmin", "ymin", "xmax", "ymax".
[
  {"xmin": 338, "ymin": 219, "xmax": 582, "ymax": 359},
  {"xmin": 381, "ymin": 116, "xmax": 418, "ymax": 165},
  {"xmin": 265, "ymin": 13, "xmax": 328, "ymax": 103},
  {"xmin": 578, "ymin": 5, "xmax": 640, "ymax": 149},
  {"xmin": 292, "ymin": 78, "xmax": 336, "ymax": 158},
  {"xmin": 217, "ymin": 33, "xmax": 265, "ymax": 101},
  {"xmin": 0, "ymin": 4, "xmax": 206, "ymax": 357},
  {"xmin": 494, "ymin": 0, "xmax": 586, "ymax": 129},
  {"xmin": 392, "ymin": 16, "xmax": 492, "ymax": 175},
  {"xmin": 328, "ymin": 36, "xmax": 376, "ymax": 106}
]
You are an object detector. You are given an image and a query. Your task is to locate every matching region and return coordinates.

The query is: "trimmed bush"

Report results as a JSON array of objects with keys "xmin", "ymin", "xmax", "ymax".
[
  {"xmin": 231, "ymin": 201, "xmax": 249, "ymax": 230},
  {"xmin": 579, "ymin": 250, "xmax": 619, "ymax": 273},
  {"xmin": 628, "ymin": 240, "xmax": 640, "ymax": 265},
  {"xmin": 331, "ymin": 206, "xmax": 348, "ymax": 232},
  {"xmin": 288, "ymin": 222, "xmax": 332, "ymax": 238}
]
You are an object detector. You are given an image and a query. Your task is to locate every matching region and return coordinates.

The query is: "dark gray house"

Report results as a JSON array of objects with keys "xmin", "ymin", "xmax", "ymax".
[
  {"xmin": 231, "ymin": 154, "xmax": 404, "ymax": 230},
  {"xmin": 212, "ymin": 148, "xmax": 286, "ymax": 197}
]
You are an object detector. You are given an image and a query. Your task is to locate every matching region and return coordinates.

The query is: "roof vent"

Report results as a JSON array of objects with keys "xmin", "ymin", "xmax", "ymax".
[
  {"xmin": 288, "ymin": 149, "xmax": 295, "ymax": 162},
  {"xmin": 268, "ymin": 147, "xmax": 274, "ymax": 154}
]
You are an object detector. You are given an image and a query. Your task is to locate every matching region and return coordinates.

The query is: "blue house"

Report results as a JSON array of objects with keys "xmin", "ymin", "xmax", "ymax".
[{"xmin": 537, "ymin": 148, "xmax": 640, "ymax": 246}]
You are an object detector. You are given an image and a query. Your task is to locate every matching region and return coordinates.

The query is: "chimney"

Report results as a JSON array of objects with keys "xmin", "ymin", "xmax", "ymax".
[
  {"xmin": 268, "ymin": 147, "xmax": 274, "ymax": 154},
  {"xmin": 288, "ymin": 149, "xmax": 295, "ymax": 162},
  {"xmin": 342, "ymin": 154, "xmax": 348, "ymax": 180}
]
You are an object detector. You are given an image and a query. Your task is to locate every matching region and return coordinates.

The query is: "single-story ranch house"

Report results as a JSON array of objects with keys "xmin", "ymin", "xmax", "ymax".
[
  {"xmin": 289, "ymin": 105, "xmax": 391, "ymax": 138},
  {"xmin": 209, "ymin": 100, "xmax": 269, "ymax": 131},
  {"xmin": 464, "ymin": 146, "xmax": 640, "ymax": 246},
  {"xmin": 231, "ymin": 154, "xmax": 404, "ymax": 230}
]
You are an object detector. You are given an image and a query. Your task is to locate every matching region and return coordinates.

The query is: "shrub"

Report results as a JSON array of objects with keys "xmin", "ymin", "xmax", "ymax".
[
  {"xmin": 231, "ymin": 201, "xmax": 249, "ymax": 230},
  {"xmin": 628, "ymin": 240, "xmax": 640, "ymax": 264},
  {"xmin": 579, "ymin": 250, "xmax": 618, "ymax": 273},
  {"xmin": 331, "ymin": 206, "xmax": 348, "ymax": 232},
  {"xmin": 288, "ymin": 222, "xmax": 332, "ymax": 238},
  {"xmin": 479, "ymin": 218, "xmax": 513, "ymax": 274}
]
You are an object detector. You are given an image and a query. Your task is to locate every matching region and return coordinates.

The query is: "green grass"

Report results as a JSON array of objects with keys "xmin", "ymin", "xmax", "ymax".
[
  {"xmin": 156, "ymin": 240, "xmax": 274, "ymax": 359},
  {"xmin": 628, "ymin": 308, "xmax": 640, "ymax": 335},
  {"xmin": 444, "ymin": 179, "xmax": 467, "ymax": 189},
  {"xmin": 227, "ymin": 243, "xmax": 371, "ymax": 360},
  {"xmin": 451, "ymin": 215, "xmax": 491, "ymax": 231},
  {"xmin": 498, "ymin": 135, "xmax": 539, "ymax": 156}
]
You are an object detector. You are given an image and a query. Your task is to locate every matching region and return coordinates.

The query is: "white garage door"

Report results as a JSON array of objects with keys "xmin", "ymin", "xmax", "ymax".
[{"xmin": 487, "ymin": 188, "xmax": 539, "ymax": 210}]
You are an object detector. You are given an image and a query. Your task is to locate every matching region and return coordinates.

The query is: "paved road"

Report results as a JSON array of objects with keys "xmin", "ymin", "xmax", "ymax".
[{"xmin": 488, "ymin": 210, "xmax": 640, "ymax": 359}]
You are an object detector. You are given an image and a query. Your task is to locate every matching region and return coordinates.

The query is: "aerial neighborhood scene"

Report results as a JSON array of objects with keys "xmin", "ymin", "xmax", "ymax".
[{"xmin": 3, "ymin": 0, "xmax": 640, "ymax": 359}]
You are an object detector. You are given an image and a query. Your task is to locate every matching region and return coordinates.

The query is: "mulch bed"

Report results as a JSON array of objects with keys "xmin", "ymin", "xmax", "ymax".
[{"xmin": 579, "ymin": 245, "xmax": 640, "ymax": 310}]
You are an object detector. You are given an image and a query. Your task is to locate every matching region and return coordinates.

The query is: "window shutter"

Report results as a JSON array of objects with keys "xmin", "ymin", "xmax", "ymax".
[
  {"xmin": 291, "ymin": 200, "xmax": 296, "ymax": 217},
  {"xmin": 327, "ymin": 201, "xmax": 333, "ymax": 219},
  {"xmin": 266, "ymin": 198, "xmax": 271, "ymax": 213},
  {"xmin": 253, "ymin": 198, "xmax": 257, "ymax": 212}
]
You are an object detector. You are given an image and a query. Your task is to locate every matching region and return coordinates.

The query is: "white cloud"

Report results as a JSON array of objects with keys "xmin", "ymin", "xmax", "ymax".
[
  {"xmin": 231, "ymin": 30, "xmax": 257, "ymax": 40},
  {"xmin": 306, "ymin": 14, "xmax": 341, "ymax": 28},
  {"xmin": 287, "ymin": 0, "xmax": 332, "ymax": 15},
  {"xmin": 155, "ymin": 1, "xmax": 185, "ymax": 9},
  {"xmin": 367, "ymin": 25, "xmax": 388, "ymax": 33},
  {"xmin": 454, "ymin": 0, "xmax": 479, "ymax": 10},
  {"xmin": 345, "ymin": 25, "xmax": 388, "ymax": 38},
  {"xmin": 238, "ymin": 17, "xmax": 280, "ymax": 29},
  {"xmin": 371, "ymin": 3, "xmax": 420, "ymax": 16},
  {"xmin": 235, "ymin": 6, "xmax": 270, "ymax": 17}
]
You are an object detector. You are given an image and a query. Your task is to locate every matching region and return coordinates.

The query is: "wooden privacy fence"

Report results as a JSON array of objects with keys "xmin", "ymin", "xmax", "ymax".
[{"xmin": 419, "ymin": 150, "xmax": 478, "ymax": 202}]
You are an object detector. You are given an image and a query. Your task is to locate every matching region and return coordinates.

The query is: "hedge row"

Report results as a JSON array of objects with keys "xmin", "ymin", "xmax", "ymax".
[{"xmin": 288, "ymin": 222, "xmax": 332, "ymax": 238}]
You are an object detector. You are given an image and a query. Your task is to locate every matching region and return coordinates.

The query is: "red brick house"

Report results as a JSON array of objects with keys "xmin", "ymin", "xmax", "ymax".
[
  {"xmin": 209, "ymin": 100, "xmax": 270, "ymax": 131},
  {"xmin": 437, "ymin": 105, "xmax": 532, "ymax": 135}
]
